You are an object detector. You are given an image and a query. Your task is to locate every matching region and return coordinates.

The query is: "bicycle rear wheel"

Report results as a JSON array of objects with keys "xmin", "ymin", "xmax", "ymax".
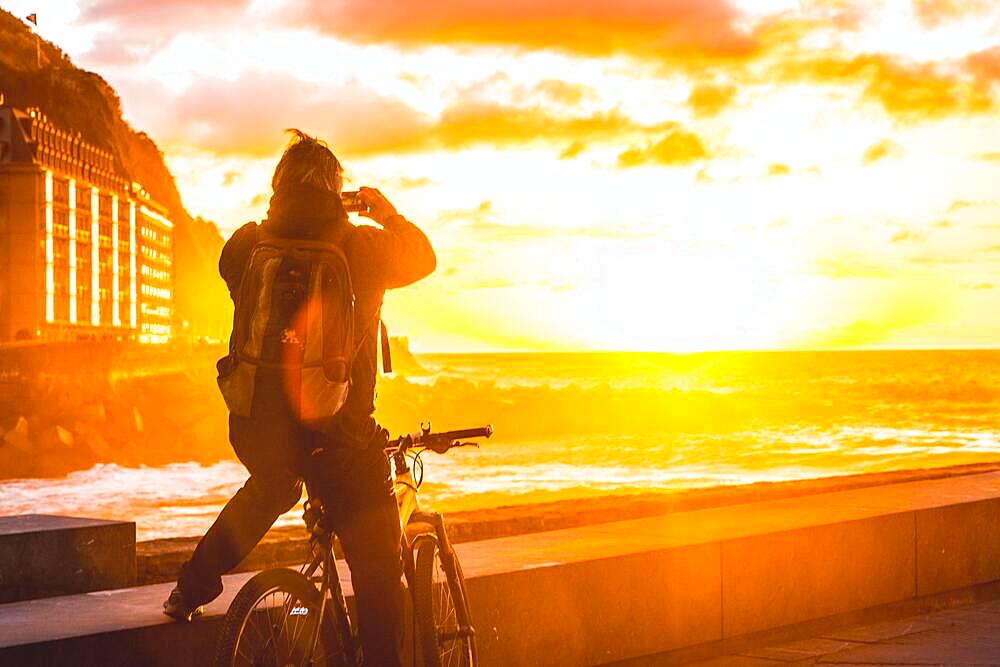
[
  {"xmin": 213, "ymin": 568, "xmax": 344, "ymax": 667},
  {"xmin": 412, "ymin": 536, "xmax": 477, "ymax": 667}
]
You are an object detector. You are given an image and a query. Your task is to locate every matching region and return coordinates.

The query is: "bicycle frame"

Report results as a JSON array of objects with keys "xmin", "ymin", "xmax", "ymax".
[
  {"xmin": 293, "ymin": 447, "xmax": 456, "ymax": 664},
  {"xmin": 292, "ymin": 424, "xmax": 493, "ymax": 665}
]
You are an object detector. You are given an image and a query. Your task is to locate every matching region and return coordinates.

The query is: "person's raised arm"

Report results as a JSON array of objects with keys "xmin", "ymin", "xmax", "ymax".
[{"xmin": 357, "ymin": 186, "xmax": 436, "ymax": 289}]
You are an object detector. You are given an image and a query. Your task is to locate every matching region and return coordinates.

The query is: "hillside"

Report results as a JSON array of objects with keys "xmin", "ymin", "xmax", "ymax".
[{"xmin": 0, "ymin": 9, "xmax": 231, "ymax": 338}]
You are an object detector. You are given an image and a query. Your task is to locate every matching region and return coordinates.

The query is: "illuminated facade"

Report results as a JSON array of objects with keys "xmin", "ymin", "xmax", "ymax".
[{"xmin": 0, "ymin": 101, "xmax": 174, "ymax": 343}]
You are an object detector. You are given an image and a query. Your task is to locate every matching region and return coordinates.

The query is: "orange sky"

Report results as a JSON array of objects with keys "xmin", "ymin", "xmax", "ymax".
[{"xmin": 6, "ymin": 0, "xmax": 999, "ymax": 351}]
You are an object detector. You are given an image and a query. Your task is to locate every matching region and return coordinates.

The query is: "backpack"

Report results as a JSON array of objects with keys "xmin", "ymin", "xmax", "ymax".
[{"xmin": 217, "ymin": 231, "xmax": 369, "ymax": 423}]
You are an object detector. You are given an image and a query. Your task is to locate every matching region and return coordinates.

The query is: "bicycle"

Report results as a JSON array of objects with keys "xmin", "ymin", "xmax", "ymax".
[{"xmin": 213, "ymin": 423, "xmax": 493, "ymax": 667}]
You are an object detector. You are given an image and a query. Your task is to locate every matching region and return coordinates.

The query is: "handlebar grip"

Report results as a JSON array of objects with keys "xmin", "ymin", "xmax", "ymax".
[{"xmin": 428, "ymin": 425, "xmax": 493, "ymax": 442}]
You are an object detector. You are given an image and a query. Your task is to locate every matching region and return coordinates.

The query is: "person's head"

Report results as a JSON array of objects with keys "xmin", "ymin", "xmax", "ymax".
[{"xmin": 271, "ymin": 129, "xmax": 343, "ymax": 196}]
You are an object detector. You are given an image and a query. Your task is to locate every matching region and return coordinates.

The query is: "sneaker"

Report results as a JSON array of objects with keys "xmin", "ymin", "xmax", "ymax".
[{"xmin": 163, "ymin": 586, "xmax": 205, "ymax": 622}]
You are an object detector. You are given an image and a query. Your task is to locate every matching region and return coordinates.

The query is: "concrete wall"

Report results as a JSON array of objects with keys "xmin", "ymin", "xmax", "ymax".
[
  {"xmin": 458, "ymin": 472, "xmax": 1000, "ymax": 665},
  {"xmin": 3, "ymin": 472, "xmax": 1000, "ymax": 665},
  {"xmin": 0, "ymin": 514, "xmax": 135, "ymax": 603}
]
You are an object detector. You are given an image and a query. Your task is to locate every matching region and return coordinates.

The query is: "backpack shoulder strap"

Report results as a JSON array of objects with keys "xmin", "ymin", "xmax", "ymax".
[{"xmin": 380, "ymin": 319, "xmax": 392, "ymax": 374}]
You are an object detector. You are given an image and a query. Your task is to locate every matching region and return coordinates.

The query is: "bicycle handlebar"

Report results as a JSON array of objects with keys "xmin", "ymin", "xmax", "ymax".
[
  {"xmin": 421, "ymin": 425, "xmax": 494, "ymax": 443},
  {"xmin": 386, "ymin": 423, "xmax": 493, "ymax": 457}
]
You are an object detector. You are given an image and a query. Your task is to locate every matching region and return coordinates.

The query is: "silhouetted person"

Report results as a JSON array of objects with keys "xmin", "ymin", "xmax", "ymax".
[{"xmin": 163, "ymin": 130, "xmax": 436, "ymax": 667}]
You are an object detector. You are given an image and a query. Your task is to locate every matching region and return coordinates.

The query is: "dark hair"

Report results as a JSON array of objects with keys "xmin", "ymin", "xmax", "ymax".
[{"xmin": 271, "ymin": 129, "xmax": 342, "ymax": 194}]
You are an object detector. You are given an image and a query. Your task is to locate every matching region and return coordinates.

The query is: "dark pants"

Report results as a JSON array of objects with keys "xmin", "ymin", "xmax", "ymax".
[{"xmin": 177, "ymin": 397, "xmax": 403, "ymax": 667}]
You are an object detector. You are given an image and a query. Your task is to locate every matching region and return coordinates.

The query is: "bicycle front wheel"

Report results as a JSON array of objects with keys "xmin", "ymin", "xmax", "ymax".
[
  {"xmin": 213, "ymin": 567, "xmax": 344, "ymax": 667},
  {"xmin": 412, "ymin": 536, "xmax": 477, "ymax": 667}
]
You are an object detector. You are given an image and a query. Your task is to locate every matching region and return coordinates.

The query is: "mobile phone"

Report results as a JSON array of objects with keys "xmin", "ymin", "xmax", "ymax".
[{"xmin": 341, "ymin": 190, "xmax": 368, "ymax": 213}]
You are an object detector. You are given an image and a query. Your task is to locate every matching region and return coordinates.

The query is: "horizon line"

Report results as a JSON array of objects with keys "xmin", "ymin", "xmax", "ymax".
[{"xmin": 413, "ymin": 346, "xmax": 1000, "ymax": 355}]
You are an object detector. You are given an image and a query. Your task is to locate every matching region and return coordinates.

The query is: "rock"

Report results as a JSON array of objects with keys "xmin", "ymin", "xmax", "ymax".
[
  {"xmin": 56, "ymin": 425, "xmax": 74, "ymax": 446},
  {"xmin": 3, "ymin": 417, "xmax": 29, "ymax": 449},
  {"xmin": 75, "ymin": 421, "xmax": 112, "ymax": 459},
  {"xmin": 81, "ymin": 402, "xmax": 107, "ymax": 423}
]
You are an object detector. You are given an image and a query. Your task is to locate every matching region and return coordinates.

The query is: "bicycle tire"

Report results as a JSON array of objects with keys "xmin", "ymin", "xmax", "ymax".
[
  {"xmin": 412, "ymin": 537, "xmax": 477, "ymax": 667},
  {"xmin": 213, "ymin": 567, "xmax": 345, "ymax": 667}
]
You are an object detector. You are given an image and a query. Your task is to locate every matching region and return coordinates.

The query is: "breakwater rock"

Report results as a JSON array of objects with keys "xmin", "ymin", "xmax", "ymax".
[
  {"xmin": 0, "ymin": 337, "xmax": 431, "ymax": 480},
  {"xmin": 0, "ymin": 341, "xmax": 231, "ymax": 480}
]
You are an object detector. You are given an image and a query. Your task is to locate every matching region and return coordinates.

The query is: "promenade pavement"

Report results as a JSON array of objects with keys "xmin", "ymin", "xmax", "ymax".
[{"xmin": 692, "ymin": 597, "xmax": 1000, "ymax": 665}]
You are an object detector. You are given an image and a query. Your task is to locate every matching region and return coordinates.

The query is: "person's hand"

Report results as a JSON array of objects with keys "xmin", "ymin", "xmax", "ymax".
[{"xmin": 357, "ymin": 187, "xmax": 398, "ymax": 225}]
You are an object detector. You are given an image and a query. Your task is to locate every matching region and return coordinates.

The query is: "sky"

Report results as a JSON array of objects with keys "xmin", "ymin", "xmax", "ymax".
[{"xmin": 3, "ymin": 0, "xmax": 999, "ymax": 352}]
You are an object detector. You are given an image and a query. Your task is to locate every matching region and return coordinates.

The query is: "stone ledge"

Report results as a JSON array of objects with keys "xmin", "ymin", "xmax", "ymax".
[
  {"xmin": 135, "ymin": 461, "xmax": 1000, "ymax": 585},
  {"xmin": 0, "ymin": 514, "xmax": 135, "ymax": 603},
  {"xmin": 4, "ymin": 472, "xmax": 1000, "ymax": 665}
]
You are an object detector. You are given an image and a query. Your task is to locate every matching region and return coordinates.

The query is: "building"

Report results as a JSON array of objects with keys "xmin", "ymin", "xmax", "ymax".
[{"xmin": 0, "ymin": 100, "xmax": 174, "ymax": 343}]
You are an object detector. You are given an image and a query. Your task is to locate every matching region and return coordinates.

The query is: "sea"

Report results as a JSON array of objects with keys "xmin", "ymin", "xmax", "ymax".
[{"xmin": 1, "ymin": 350, "xmax": 998, "ymax": 541}]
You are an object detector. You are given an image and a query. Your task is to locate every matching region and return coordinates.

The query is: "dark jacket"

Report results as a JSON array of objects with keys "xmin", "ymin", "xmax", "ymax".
[{"xmin": 219, "ymin": 214, "xmax": 436, "ymax": 445}]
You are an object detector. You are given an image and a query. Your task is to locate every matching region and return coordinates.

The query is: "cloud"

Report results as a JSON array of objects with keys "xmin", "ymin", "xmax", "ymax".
[
  {"xmin": 777, "ymin": 53, "xmax": 995, "ymax": 120},
  {"xmin": 282, "ymin": 0, "xmax": 759, "ymax": 63},
  {"xmin": 438, "ymin": 200, "xmax": 493, "ymax": 223},
  {"xmin": 965, "ymin": 45, "xmax": 1000, "ymax": 84},
  {"xmin": 890, "ymin": 228, "xmax": 923, "ymax": 243},
  {"xmin": 77, "ymin": 0, "xmax": 252, "ymax": 64},
  {"xmin": 538, "ymin": 279, "xmax": 577, "ymax": 293},
  {"xmin": 947, "ymin": 199, "xmax": 997, "ymax": 212},
  {"xmin": 436, "ymin": 75, "xmax": 595, "ymax": 112},
  {"xmin": 413, "ymin": 102, "xmax": 662, "ymax": 155},
  {"xmin": 975, "ymin": 152, "xmax": 1000, "ymax": 161},
  {"xmin": 79, "ymin": 33, "xmax": 163, "ymax": 67},
  {"xmin": 960, "ymin": 282, "xmax": 994, "ymax": 290},
  {"xmin": 125, "ymin": 70, "xmax": 675, "ymax": 158},
  {"xmin": 127, "ymin": 71, "xmax": 427, "ymax": 157},
  {"xmin": 912, "ymin": 0, "xmax": 996, "ymax": 27},
  {"xmin": 813, "ymin": 255, "xmax": 892, "ymax": 278},
  {"xmin": 456, "ymin": 218, "xmax": 655, "ymax": 242},
  {"xmin": 80, "ymin": 0, "xmax": 250, "ymax": 24},
  {"xmin": 559, "ymin": 141, "xmax": 586, "ymax": 160},
  {"xmin": 687, "ymin": 82, "xmax": 737, "ymax": 118},
  {"xmin": 398, "ymin": 176, "xmax": 432, "ymax": 188},
  {"xmin": 908, "ymin": 253, "xmax": 962, "ymax": 266},
  {"xmin": 529, "ymin": 80, "xmax": 593, "ymax": 106},
  {"xmin": 617, "ymin": 127, "xmax": 709, "ymax": 168},
  {"xmin": 862, "ymin": 138, "xmax": 904, "ymax": 164},
  {"xmin": 460, "ymin": 277, "xmax": 517, "ymax": 289},
  {"xmin": 767, "ymin": 163, "xmax": 791, "ymax": 176}
]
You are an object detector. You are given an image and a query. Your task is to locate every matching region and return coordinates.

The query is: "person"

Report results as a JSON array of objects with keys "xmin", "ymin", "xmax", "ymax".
[{"xmin": 162, "ymin": 129, "xmax": 436, "ymax": 667}]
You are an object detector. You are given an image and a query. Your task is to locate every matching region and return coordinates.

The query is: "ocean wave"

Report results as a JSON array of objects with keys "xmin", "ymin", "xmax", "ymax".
[{"xmin": 1, "ymin": 350, "xmax": 998, "ymax": 539}]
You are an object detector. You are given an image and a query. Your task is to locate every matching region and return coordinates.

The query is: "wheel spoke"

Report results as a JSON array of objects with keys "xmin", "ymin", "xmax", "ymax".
[
  {"xmin": 287, "ymin": 599, "xmax": 315, "ymax": 661},
  {"xmin": 433, "ymin": 551, "xmax": 469, "ymax": 666},
  {"xmin": 226, "ymin": 572, "xmax": 340, "ymax": 667},
  {"xmin": 266, "ymin": 594, "xmax": 279, "ymax": 660}
]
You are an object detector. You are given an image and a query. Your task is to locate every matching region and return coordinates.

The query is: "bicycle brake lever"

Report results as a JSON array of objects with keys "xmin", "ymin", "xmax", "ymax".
[{"xmin": 427, "ymin": 439, "xmax": 454, "ymax": 454}]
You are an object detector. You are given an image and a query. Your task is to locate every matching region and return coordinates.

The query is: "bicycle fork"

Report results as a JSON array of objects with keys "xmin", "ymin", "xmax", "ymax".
[{"xmin": 409, "ymin": 511, "xmax": 476, "ymax": 643}]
